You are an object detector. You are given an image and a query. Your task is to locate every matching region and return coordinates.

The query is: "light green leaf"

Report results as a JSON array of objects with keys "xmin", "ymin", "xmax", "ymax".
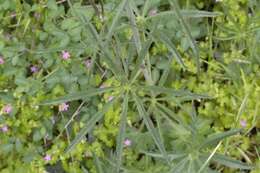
[
  {"xmin": 169, "ymin": 0, "xmax": 200, "ymax": 72},
  {"xmin": 198, "ymin": 142, "xmax": 222, "ymax": 173},
  {"xmin": 146, "ymin": 10, "xmax": 221, "ymax": 21},
  {"xmin": 212, "ymin": 154, "xmax": 253, "ymax": 170},
  {"xmin": 67, "ymin": 0, "xmax": 125, "ymax": 80},
  {"xmin": 133, "ymin": 94, "xmax": 170, "ymax": 164},
  {"xmin": 106, "ymin": 0, "xmax": 128, "ymax": 42},
  {"xmin": 180, "ymin": 10, "xmax": 222, "ymax": 18},
  {"xmin": 130, "ymin": 38, "xmax": 153, "ymax": 82},
  {"xmin": 47, "ymin": 0, "xmax": 58, "ymax": 11},
  {"xmin": 41, "ymin": 87, "xmax": 116, "ymax": 105},
  {"xmin": 139, "ymin": 85, "xmax": 210, "ymax": 99},
  {"xmin": 141, "ymin": 151, "xmax": 186, "ymax": 161},
  {"xmin": 116, "ymin": 94, "xmax": 129, "ymax": 173},
  {"xmin": 126, "ymin": 1, "xmax": 142, "ymax": 54},
  {"xmin": 170, "ymin": 157, "xmax": 189, "ymax": 173},
  {"xmin": 65, "ymin": 99, "xmax": 116, "ymax": 153},
  {"xmin": 155, "ymin": 32, "xmax": 186, "ymax": 69},
  {"xmin": 200, "ymin": 129, "xmax": 241, "ymax": 149},
  {"xmin": 93, "ymin": 153, "xmax": 104, "ymax": 173}
]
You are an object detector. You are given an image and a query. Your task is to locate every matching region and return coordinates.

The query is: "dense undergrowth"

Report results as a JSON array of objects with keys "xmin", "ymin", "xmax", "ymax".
[{"xmin": 0, "ymin": 0, "xmax": 259, "ymax": 172}]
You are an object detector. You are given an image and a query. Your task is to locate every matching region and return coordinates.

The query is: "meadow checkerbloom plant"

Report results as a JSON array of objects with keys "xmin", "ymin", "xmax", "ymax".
[
  {"xmin": 43, "ymin": 154, "xmax": 51, "ymax": 162},
  {"xmin": 0, "ymin": 56, "xmax": 4, "ymax": 64},
  {"xmin": 61, "ymin": 50, "xmax": 70, "ymax": 60},
  {"xmin": 84, "ymin": 59, "xmax": 92, "ymax": 68},
  {"xmin": 59, "ymin": 103, "xmax": 69, "ymax": 112},
  {"xmin": 124, "ymin": 139, "xmax": 131, "ymax": 147},
  {"xmin": 30, "ymin": 66, "xmax": 38, "ymax": 73},
  {"xmin": 2, "ymin": 105, "xmax": 12, "ymax": 114},
  {"xmin": 240, "ymin": 119, "xmax": 247, "ymax": 128},
  {"xmin": 1, "ymin": 125, "xmax": 8, "ymax": 132}
]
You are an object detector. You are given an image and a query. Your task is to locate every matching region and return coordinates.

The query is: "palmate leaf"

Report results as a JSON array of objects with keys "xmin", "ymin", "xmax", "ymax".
[
  {"xmin": 103, "ymin": 156, "xmax": 129, "ymax": 173},
  {"xmin": 65, "ymin": 98, "xmax": 116, "ymax": 153},
  {"xmin": 133, "ymin": 93, "xmax": 170, "ymax": 164},
  {"xmin": 181, "ymin": 10, "xmax": 222, "ymax": 18},
  {"xmin": 93, "ymin": 153, "xmax": 104, "ymax": 173},
  {"xmin": 169, "ymin": 157, "xmax": 189, "ymax": 173},
  {"xmin": 139, "ymin": 85, "xmax": 210, "ymax": 99},
  {"xmin": 154, "ymin": 103, "xmax": 181, "ymax": 123},
  {"xmin": 235, "ymin": 94, "xmax": 249, "ymax": 123},
  {"xmin": 40, "ymin": 87, "xmax": 116, "ymax": 105},
  {"xmin": 142, "ymin": 0, "xmax": 161, "ymax": 16},
  {"xmin": 158, "ymin": 54, "xmax": 173, "ymax": 86},
  {"xmin": 115, "ymin": 93, "xmax": 129, "ymax": 173},
  {"xmin": 129, "ymin": 15, "xmax": 160, "ymax": 83},
  {"xmin": 146, "ymin": 10, "xmax": 221, "ymax": 21},
  {"xmin": 82, "ymin": 166, "xmax": 89, "ymax": 173},
  {"xmin": 200, "ymin": 129, "xmax": 242, "ymax": 149},
  {"xmin": 211, "ymin": 154, "xmax": 253, "ymax": 170},
  {"xmin": 130, "ymin": 38, "xmax": 153, "ymax": 82},
  {"xmin": 169, "ymin": 0, "xmax": 200, "ymax": 73},
  {"xmin": 67, "ymin": 0, "xmax": 125, "ymax": 81},
  {"xmin": 106, "ymin": 0, "xmax": 128, "ymax": 42},
  {"xmin": 198, "ymin": 142, "xmax": 222, "ymax": 173},
  {"xmin": 141, "ymin": 151, "xmax": 186, "ymax": 161},
  {"xmin": 126, "ymin": 1, "xmax": 142, "ymax": 54},
  {"xmin": 155, "ymin": 32, "xmax": 186, "ymax": 69}
]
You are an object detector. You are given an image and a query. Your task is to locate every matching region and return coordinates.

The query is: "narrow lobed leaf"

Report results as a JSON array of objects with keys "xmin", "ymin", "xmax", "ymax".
[
  {"xmin": 40, "ymin": 87, "xmax": 116, "ymax": 105},
  {"xmin": 65, "ymin": 98, "xmax": 116, "ymax": 153},
  {"xmin": 200, "ymin": 129, "xmax": 242, "ymax": 149},
  {"xmin": 115, "ymin": 94, "xmax": 129, "ymax": 173},
  {"xmin": 133, "ymin": 93, "xmax": 170, "ymax": 164}
]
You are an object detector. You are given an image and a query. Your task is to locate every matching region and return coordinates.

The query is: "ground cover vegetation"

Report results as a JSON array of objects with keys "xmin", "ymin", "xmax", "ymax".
[{"xmin": 0, "ymin": 0, "xmax": 259, "ymax": 172}]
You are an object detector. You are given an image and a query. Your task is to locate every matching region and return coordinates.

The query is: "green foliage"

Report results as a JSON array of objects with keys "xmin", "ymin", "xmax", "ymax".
[{"xmin": 0, "ymin": 0, "xmax": 259, "ymax": 173}]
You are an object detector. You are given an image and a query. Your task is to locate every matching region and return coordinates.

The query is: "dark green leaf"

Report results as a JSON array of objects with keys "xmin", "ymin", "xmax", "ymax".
[
  {"xmin": 65, "ymin": 99, "xmax": 116, "ymax": 153},
  {"xmin": 212, "ymin": 154, "xmax": 253, "ymax": 170},
  {"xmin": 40, "ymin": 87, "xmax": 116, "ymax": 105},
  {"xmin": 116, "ymin": 94, "xmax": 129, "ymax": 173}
]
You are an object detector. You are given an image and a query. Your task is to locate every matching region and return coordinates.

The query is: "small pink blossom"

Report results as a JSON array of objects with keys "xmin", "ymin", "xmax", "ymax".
[
  {"xmin": 34, "ymin": 12, "xmax": 41, "ymax": 20},
  {"xmin": 43, "ymin": 154, "xmax": 51, "ymax": 161},
  {"xmin": 61, "ymin": 50, "xmax": 70, "ymax": 60},
  {"xmin": 30, "ymin": 66, "xmax": 39, "ymax": 73},
  {"xmin": 148, "ymin": 9, "xmax": 157, "ymax": 16},
  {"xmin": 10, "ymin": 12, "xmax": 16, "ymax": 18},
  {"xmin": 240, "ymin": 119, "xmax": 247, "ymax": 128},
  {"xmin": 1, "ymin": 125, "xmax": 9, "ymax": 132},
  {"xmin": 2, "ymin": 105, "xmax": 12, "ymax": 114},
  {"xmin": 84, "ymin": 59, "xmax": 92, "ymax": 68},
  {"xmin": 58, "ymin": 103, "xmax": 69, "ymax": 112},
  {"xmin": 0, "ymin": 56, "xmax": 4, "ymax": 64},
  {"xmin": 108, "ymin": 96, "xmax": 114, "ymax": 101},
  {"xmin": 100, "ymin": 84, "xmax": 106, "ymax": 89},
  {"xmin": 124, "ymin": 139, "xmax": 131, "ymax": 147}
]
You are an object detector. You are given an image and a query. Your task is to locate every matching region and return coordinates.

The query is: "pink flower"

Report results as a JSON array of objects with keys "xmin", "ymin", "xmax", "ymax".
[
  {"xmin": 99, "ymin": 84, "xmax": 106, "ymax": 89},
  {"xmin": 0, "ymin": 56, "xmax": 4, "ymax": 64},
  {"xmin": 2, "ymin": 105, "xmax": 12, "ymax": 114},
  {"xmin": 240, "ymin": 119, "xmax": 247, "ymax": 128},
  {"xmin": 43, "ymin": 154, "xmax": 51, "ymax": 161},
  {"xmin": 30, "ymin": 66, "xmax": 38, "ymax": 73},
  {"xmin": 10, "ymin": 12, "xmax": 16, "ymax": 18},
  {"xmin": 34, "ymin": 13, "xmax": 41, "ymax": 20},
  {"xmin": 124, "ymin": 139, "xmax": 131, "ymax": 147},
  {"xmin": 108, "ymin": 96, "xmax": 114, "ymax": 101},
  {"xmin": 1, "ymin": 125, "xmax": 8, "ymax": 132},
  {"xmin": 61, "ymin": 50, "xmax": 70, "ymax": 60},
  {"xmin": 58, "ymin": 103, "xmax": 69, "ymax": 112},
  {"xmin": 84, "ymin": 59, "xmax": 92, "ymax": 68},
  {"xmin": 148, "ymin": 9, "xmax": 157, "ymax": 16}
]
